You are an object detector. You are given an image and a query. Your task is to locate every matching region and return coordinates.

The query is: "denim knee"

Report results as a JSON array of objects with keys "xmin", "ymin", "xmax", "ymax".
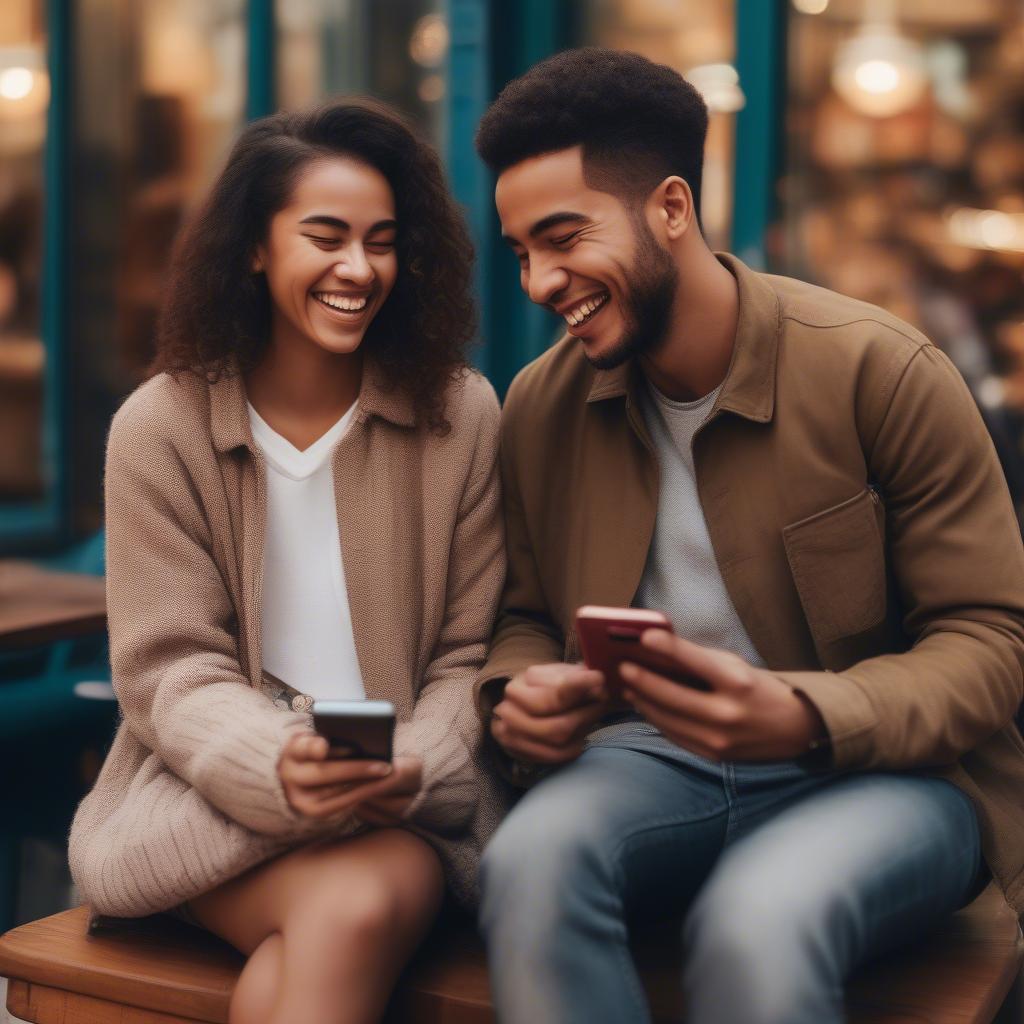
[
  {"xmin": 479, "ymin": 795, "xmax": 620, "ymax": 933},
  {"xmin": 682, "ymin": 880, "xmax": 839, "ymax": 1024}
]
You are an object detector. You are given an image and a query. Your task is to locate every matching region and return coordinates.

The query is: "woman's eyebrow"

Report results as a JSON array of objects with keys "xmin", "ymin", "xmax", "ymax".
[
  {"xmin": 300, "ymin": 215, "xmax": 349, "ymax": 230},
  {"xmin": 298, "ymin": 215, "xmax": 398, "ymax": 233}
]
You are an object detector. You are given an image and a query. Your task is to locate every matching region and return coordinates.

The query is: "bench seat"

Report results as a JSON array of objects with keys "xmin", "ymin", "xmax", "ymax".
[{"xmin": 1, "ymin": 885, "xmax": 1021, "ymax": 1023}]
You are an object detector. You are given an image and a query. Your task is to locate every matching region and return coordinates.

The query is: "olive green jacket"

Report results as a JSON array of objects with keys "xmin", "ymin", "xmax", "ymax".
[{"xmin": 479, "ymin": 253, "xmax": 1024, "ymax": 913}]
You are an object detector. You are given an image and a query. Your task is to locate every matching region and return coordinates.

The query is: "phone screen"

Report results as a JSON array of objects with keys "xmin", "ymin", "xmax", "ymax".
[{"xmin": 311, "ymin": 700, "xmax": 396, "ymax": 761}]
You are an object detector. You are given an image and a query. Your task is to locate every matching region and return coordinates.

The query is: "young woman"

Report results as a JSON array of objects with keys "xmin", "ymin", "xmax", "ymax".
[{"xmin": 69, "ymin": 100, "xmax": 505, "ymax": 1024}]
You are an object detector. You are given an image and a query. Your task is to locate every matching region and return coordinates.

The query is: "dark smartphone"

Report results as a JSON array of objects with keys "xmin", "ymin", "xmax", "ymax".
[
  {"xmin": 575, "ymin": 605, "xmax": 708, "ymax": 694},
  {"xmin": 311, "ymin": 700, "xmax": 396, "ymax": 761}
]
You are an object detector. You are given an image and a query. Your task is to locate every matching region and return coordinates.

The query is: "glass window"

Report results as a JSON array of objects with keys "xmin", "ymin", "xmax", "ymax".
[
  {"xmin": 576, "ymin": 0, "xmax": 740, "ymax": 251},
  {"xmin": 68, "ymin": 0, "xmax": 246, "ymax": 531},
  {"xmin": 277, "ymin": 0, "xmax": 448, "ymax": 144},
  {"xmin": 0, "ymin": 2, "xmax": 47, "ymax": 503},
  {"xmin": 778, "ymin": 0, "xmax": 1024, "ymax": 512}
]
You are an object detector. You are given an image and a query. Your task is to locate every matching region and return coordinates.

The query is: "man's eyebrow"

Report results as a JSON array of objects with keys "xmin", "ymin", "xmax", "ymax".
[
  {"xmin": 298, "ymin": 216, "xmax": 398, "ymax": 233},
  {"xmin": 501, "ymin": 211, "xmax": 590, "ymax": 245},
  {"xmin": 529, "ymin": 211, "xmax": 589, "ymax": 238}
]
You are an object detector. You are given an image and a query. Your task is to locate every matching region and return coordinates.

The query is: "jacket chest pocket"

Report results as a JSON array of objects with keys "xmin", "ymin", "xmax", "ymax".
[{"xmin": 782, "ymin": 487, "xmax": 886, "ymax": 644}]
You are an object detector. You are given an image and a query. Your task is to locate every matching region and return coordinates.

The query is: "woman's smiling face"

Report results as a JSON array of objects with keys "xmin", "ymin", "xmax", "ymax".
[{"xmin": 256, "ymin": 156, "xmax": 399, "ymax": 358}]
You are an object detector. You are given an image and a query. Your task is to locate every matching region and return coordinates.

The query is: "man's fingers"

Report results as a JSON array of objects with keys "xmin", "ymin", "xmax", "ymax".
[
  {"xmin": 491, "ymin": 717, "xmax": 585, "ymax": 764},
  {"xmin": 639, "ymin": 630, "xmax": 749, "ymax": 690},
  {"xmin": 495, "ymin": 696, "xmax": 607, "ymax": 746},
  {"xmin": 507, "ymin": 672, "xmax": 605, "ymax": 716},
  {"xmin": 619, "ymin": 661, "xmax": 730, "ymax": 725},
  {"xmin": 623, "ymin": 689, "xmax": 730, "ymax": 760},
  {"xmin": 489, "ymin": 663, "xmax": 609, "ymax": 766},
  {"xmin": 522, "ymin": 665, "xmax": 605, "ymax": 690}
]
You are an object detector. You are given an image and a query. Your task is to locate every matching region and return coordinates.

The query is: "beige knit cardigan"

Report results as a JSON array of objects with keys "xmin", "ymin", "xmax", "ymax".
[{"xmin": 68, "ymin": 363, "xmax": 508, "ymax": 916}]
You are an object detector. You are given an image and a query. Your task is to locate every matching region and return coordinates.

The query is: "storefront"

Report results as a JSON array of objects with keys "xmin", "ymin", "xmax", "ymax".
[{"xmin": 1, "ymin": 0, "xmax": 1021, "ymax": 551}]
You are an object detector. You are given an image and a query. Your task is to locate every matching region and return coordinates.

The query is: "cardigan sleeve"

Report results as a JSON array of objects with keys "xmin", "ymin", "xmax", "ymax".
[
  {"xmin": 393, "ymin": 380, "xmax": 507, "ymax": 834},
  {"xmin": 472, "ymin": 367, "xmax": 568, "ymax": 787},
  {"xmin": 104, "ymin": 394, "xmax": 318, "ymax": 839}
]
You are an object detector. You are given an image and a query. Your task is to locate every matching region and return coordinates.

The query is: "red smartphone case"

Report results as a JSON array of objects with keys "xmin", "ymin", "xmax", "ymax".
[{"xmin": 575, "ymin": 605, "xmax": 707, "ymax": 692}]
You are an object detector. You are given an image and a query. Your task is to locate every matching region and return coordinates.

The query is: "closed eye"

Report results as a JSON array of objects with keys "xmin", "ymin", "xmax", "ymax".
[
  {"xmin": 551, "ymin": 231, "xmax": 581, "ymax": 247},
  {"xmin": 304, "ymin": 234, "xmax": 341, "ymax": 247}
]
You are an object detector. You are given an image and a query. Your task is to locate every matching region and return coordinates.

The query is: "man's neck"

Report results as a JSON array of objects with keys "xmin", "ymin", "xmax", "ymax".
[{"xmin": 640, "ymin": 246, "xmax": 739, "ymax": 403}]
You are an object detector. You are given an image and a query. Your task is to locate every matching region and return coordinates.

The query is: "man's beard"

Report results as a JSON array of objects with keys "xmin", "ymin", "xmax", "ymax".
[{"xmin": 586, "ymin": 221, "xmax": 678, "ymax": 371}]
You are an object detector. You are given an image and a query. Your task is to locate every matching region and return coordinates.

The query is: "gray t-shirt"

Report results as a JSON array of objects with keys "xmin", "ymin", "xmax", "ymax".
[
  {"xmin": 632, "ymin": 380, "xmax": 765, "ymax": 667},
  {"xmin": 588, "ymin": 377, "xmax": 766, "ymax": 758}
]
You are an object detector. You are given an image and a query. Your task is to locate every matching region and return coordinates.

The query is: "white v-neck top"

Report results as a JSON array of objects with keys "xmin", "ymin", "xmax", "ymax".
[{"xmin": 247, "ymin": 402, "xmax": 366, "ymax": 700}]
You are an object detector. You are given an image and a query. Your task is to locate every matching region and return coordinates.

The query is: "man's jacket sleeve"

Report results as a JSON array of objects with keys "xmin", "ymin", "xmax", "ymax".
[
  {"xmin": 779, "ymin": 344, "xmax": 1024, "ymax": 770},
  {"xmin": 475, "ymin": 376, "xmax": 565, "ymax": 777}
]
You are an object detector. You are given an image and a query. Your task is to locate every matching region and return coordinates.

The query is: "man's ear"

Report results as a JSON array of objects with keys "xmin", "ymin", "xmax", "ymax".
[{"xmin": 654, "ymin": 176, "xmax": 694, "ymax": 241}]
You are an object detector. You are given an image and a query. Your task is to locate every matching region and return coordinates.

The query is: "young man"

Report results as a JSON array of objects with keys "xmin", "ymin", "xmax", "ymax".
[{"xmin": 474, "ymin": 48, "xmax": 1024, "ymax": 1024}]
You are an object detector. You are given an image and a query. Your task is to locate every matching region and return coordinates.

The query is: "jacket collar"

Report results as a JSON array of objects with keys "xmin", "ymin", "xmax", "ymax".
[
  {"xmin": 209, "ymin": 357, "xmax": 417, "ymax": 454},
  {"xmin": 585, "ymin": 252, "xmax": 781, "ymax": 424}
]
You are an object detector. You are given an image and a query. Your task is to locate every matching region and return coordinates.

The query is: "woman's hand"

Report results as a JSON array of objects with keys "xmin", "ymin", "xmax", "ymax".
[
  {"xmin": 278, "ymin": 733, "xmax": 422, "ymax": 820},
  {"xmin": 350, "ymin": 776, "xmax": 423, "ymax": 827}
]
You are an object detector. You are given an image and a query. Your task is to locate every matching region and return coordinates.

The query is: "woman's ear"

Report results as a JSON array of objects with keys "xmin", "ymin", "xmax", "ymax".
[{"xmin": 251, "ymin": 248, "xmax": 265, "ymax": 274}]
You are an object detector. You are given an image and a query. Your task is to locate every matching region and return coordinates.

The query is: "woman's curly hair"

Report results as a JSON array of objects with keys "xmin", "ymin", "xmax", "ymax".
[{"xmin": 151, "ymin": 99, "xmax": 476, "ymax": 433}]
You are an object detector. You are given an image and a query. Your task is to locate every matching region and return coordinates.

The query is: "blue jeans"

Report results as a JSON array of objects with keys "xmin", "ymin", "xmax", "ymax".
[{"xmin": 479, "ymin": 725, "xmax": 981, "ymax": 1024}]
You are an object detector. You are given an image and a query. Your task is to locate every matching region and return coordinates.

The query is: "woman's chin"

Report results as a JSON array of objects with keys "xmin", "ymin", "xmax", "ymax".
[{"xmin": 307, "ymin": 329, "xmax": 369, "ymax": 357}]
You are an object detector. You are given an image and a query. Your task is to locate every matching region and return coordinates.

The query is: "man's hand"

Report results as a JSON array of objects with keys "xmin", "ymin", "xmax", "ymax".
[
  {"xmin": 278, "ymin": 733, "xmax": 422, "ymax": 820},
  {"xmin": 620, "ymin": 631, "xmax": 827, "ymax": 762},
  {"xmin": 490, "ymin": 663, "xmax": 609, "ymax": 765}
]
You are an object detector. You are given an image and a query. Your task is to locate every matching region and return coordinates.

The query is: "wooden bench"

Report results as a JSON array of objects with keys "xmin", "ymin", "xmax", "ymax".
[{"xmin": 1, "ymin": 885, "xmax": 1021, "ymax": 1023}]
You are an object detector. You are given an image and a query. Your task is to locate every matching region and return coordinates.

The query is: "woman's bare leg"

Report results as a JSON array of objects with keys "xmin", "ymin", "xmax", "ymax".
[
  {"xmin": 229, "ymin": 933, "xmax": 284, "ymax": 1024},
  {"xmin": 188, "ymin": 828, "xmax": 444, "ymax": 1024}
]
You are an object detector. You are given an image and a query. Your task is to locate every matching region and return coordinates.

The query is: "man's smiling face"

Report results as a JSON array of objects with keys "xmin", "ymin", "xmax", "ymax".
[{"xmin": 496, "ymin": 145, "xmax": 677, "ymax": 369}]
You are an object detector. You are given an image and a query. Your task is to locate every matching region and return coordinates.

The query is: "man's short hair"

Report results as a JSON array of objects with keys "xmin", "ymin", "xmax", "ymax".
[{"xmin": 476, "ymin": 47, "xmax": 709, "ymax": 216}]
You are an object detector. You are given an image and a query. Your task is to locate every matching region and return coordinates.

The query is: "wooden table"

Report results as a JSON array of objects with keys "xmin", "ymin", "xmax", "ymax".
[{"xmin": 0, "ymin": 561, "xmax": 106, "ymax": 650}]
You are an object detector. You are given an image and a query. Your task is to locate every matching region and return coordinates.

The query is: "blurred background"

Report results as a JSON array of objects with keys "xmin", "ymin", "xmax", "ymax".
[
  {"xmin": 1, "ymin": 0, "xmax": 1023, "ymax": 928},
  {"xmin": 3, "ymin": 0, "xmax": 1024, "ymax": 553}
]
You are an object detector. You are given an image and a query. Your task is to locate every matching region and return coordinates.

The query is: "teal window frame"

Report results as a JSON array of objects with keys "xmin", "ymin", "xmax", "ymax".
[
  {"xmin": 0, "ymin": 0, "xmax": 71, "ymax": 551},
  {"xmin": 733, "ymin": 0, "xmax": 786, "ymax": 270},
  {"xmin": 247, "ymin": 0, "xmax": 275, "ymax": 120}
]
